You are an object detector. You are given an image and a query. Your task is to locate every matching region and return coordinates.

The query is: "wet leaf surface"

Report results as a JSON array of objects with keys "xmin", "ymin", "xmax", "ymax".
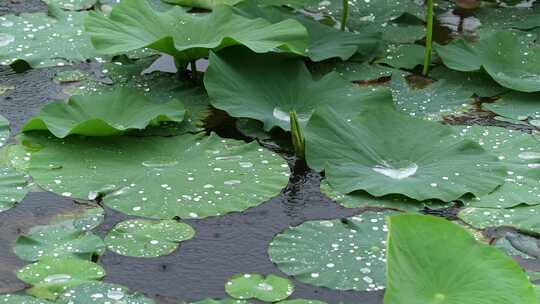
[{"xmin": 225, "ymin": 273, "xmax": 294, "ymax": 302}]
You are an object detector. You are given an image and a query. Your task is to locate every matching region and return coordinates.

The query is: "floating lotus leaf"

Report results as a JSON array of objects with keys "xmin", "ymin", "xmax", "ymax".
[
  {"xmin": 305, "ymin": 107, "xmax": 505, "ymax": 202},
  {"xmin": 22, "ymin": 89, "xmax": 186, "ymax": 138},
  {"xmin": 0, "ymin": 295, "xmax": 54, "ymax": 304},
  {"xmin": 0, "ymin": 115, "xmax": 8, "ymax": 147},
  {"xmin": 435, "ymin": 31, "xmax": 540, "ymax": 92},
  {"xmin": 391, "ymin": 72, "xmax": 473, "ymax": 120},
  {"xmin": 483, "ymin": 92, "xmax": 540, "ymax": 122},
  {"xmin": 376, "ymin": 44, "xmax": 425, "ymax": 69},
  {"xmin": 204, "ymin": 47, "xmax": 393, "ymax": 131},
  {"xmin": 313, "ymin": 62, "xmax": 395, "ymax": 82},
  {"xmin": 44, "ymin": 0, "xmax": 96, "ymax": 10},
  {"xmin": 225, "ymin": 274, "xmax": 294, "ymax": 302},
  {"xmin": 430, "ymin": 66, "xmax": 507, "ymax": 98},
  {"xmin": 0, "ymin": 6, "xmax": 99, "ymax": 68},
  {"xmin": 0, "ymin": 144, "xmax": 30, "ymax": 173},
  {"xmin": 385, "ymin": 214, "xmax": 537, "ymax": 304},
  {"xmin": 163, "ymin": 0, "xmax": 241, "ymax": 8},
  {"xmin": 57, "ymin": 282, "xmax": 155, "ymax": 304},
  {"xmin": 278, "ymin": 300, "xmax": 326, "ymax": 304},
  {"xmin": 17, "ymin": 257, "xmax": 106, "ymax": 300},
  {"xmin": 269, "ymin": 211, "xmax": 398, "ymax": 291},
  {"xmin": 191, "ymin": 299, "xmax": 249, "ymax": 304},
  {"xmin": 105, "ymin": 219, "xmax": 195, "ymax": 257},
  {"xmin": 27, "ymin": 133, "xmax": 289, "ymax": 219},
  {"xmin": 0, "ymin": 166, "xmax": 29, "ymax": 213},
  {"xmin": 454, "ymin": 126, "xmax": 540, "ymax": 208},
  {"xmin": 85, "ymin": 0, "xmax": 308, "ymax": 66},
  {"xmin": 475, "ymin": 5, "xmax": 540, "ymax": 30},
  {"xmin": 459, "ymin": 205, "xmax": 540, "ymax": 235}
]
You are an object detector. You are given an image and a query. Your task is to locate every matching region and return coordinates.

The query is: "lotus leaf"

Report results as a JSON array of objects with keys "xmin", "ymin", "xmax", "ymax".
[
  {"xmin": 163, "ymin": 0, "xmax": 242, "ymax": 8},
  {"xmin": 483, "ymin": 92, "xmax": 540, "ymax": 122},
  {"xmin": 459, "ymin": 205, "xmax": 540, "ymax": 235},
  {"xmin": 277, "ymin": 300, "xmax": 326, "ymax": 304},
  {"xmin": 57, "ymin": 282, "xmax": 155, "ymax": 304},
  {"xmin": 225, "ymin": 274, "xmax": 294, "ymax": 302},
  {"xmin": 44, "ymin": 0, "xmax": 96, "ymax": 10},
  {"xmin": 430, "ymin": 66, "xmax": 508, "ymax": 97},
  {"xmin": 0, "ymin": 166, "xmax": 29, "ymax": 212},
  {"xmin": 376, "ymin": 44, "xmax": 425, "ymax": 69},
  {"xmin": 475, "ymin": 5, "xmax": 540, "ymax": 30},
  {"xmin": 191, "ymin": 299, "xmax": 249, "ymax": 304},
  {"xmin": 0, "ymin": 114, "xmax": 8, "ymax": 147},
  {"xmin": 0, "ymin": 295, "xmax": 54, "ymax": 304},
  {"xmin": 313, "ymin": 62, "xmax": 394, "ymax": 82}
]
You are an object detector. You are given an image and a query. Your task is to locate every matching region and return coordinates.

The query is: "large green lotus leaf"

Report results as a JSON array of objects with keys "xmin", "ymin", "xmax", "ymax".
[
  {"xmin": 225, "ymin": 274, "xmax": 294, "ymax": 302},
  {"xmin": 22, "ymin": 89, "xmax": 186, "ymax": 138},
  {"xmin": 105, "ymin": 219, "xmax": 195, "ymax": 257},
  {"xmin": 44, "ymin": 0, "xmax": 97, "ymax": 10},
  {"xmin": 17, "ymin": 257, "xmax": 106, "ymax": 300},
  {"xmin": 376, "ymin": 44, "xmax": 425, "ymax": 70},
  {"xmin": 0, "ymin": 114, "xmax": 8, "ymax": 147},
  {"xmin": 312, "ymin": 62, "xmax": 395, "ymax": 82},
  {"xmin": 0, "ymin": 295, "xmax": 54, "ymax": 304},
  {"xmin": 0, "ymin": 6, "xmax": 99, "ymax": 68},
  {"xmin": 163, "ymin": 0, "xmax": 241, "ymax": 8},
  {"xmin": 483, "ymin": 92, "xmax": 540, "ymax": 122},
  {"xmin": 391, "ymin": 72, "xmax": 473, "ymax": 120},
  {"xmin": 269, "ymin": 210, "xmax": 397, "ymax": 291},
  {"xmin": 305, "ymin": 107, "xmax": 505, "ymax": 202},
  {"xmin": 84, "ymin": 0, "xmax": 308, "ymax": 66},
  {"xmin": 384, "ymin": 214, "xmax": 537, "ymax": 304},
  {"xmin": 430, "ymin": 66, "xmax": 508, "ymax": 98},
  {"xmin": 453, "ymin": 126, "xmax": 540, "ymax": 208},
  {"xmin": 204, "ymin": 48, "xmax": 393, "ymax": 131},
  {"xmin": 0, "ymin": 144, "xmax": 31, "ymax": 173},
  {"xmin": 0, "ymin": 166, "xmax": 29, "ymax": 213},
  {"xmin": 191, "ymin": 299, "xmax": 249, "ymax": 304},
  {"xmin": 459, "ymin": 206, "xmax": 540, "ymax": 235},
  {"xmin": 27, "ymin": 133, "xmax": 290, "ymax": 219},
  {"xmin": 320, "ymin": 180, "xmax": 451, "ymax": 212},
  {"xmin": 57, "ymin": 282, "xmax": 155, "ymax": 304},
  {"xmin": 475, "ymin": 5, "xmax": 540, "ymax": 30},
  {"xmin": 435, "ymin": 31, "xmax": 540, "ymax": 92}
]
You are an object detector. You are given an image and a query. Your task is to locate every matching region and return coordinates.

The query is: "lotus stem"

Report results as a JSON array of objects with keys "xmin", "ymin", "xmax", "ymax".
[
  {"xmin": 340, "ymin": 0, "xmax": 349, "ymax": 31},
  {"xmin": 290, "ymin": 111, "xmax": 305, "ymax": 160},
  {"xmin": 422, "ymin": 0, "xmax": 434, "ymax": 76},
  {"xmin": 191, "ymin": 60, "xmax": 198, "ymax": 82}
]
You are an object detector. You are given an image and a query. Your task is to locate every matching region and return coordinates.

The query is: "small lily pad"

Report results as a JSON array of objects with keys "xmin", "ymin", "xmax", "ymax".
[
  {"xmin": 305, "ymin": 107, "xmax": 505, "ymax": 202},
  {"xmin": 385, "ymin": 214, "xmax": 537, "ymax": 304},
  {"xmin": 269, "ymin": 211, "xmax": 398, "ymax": 292},
  {"xmin": 483, "ymin": 91, "xmax": 540, "ymax": 122},
  {"xmin": 459, "ymin": 205, "xmax": 540, "ymax": 235},
  {"xmin": 225, "ymin": 274, "xmax": 294, "ymax": 302},
  {"xmin": 17, "ymin": 257, "xmax": 106, "ymax": 300},
  {"xmin": 0, "ymin": 166, "xmax": 29, "ymax": 213},
  {"xmin": 22, "ymin": 89, "xmax": 186, "ymax": 138},
  {"xmin": 57, "ymin": 282, "xmax": 155, "ymax": 304},
  {"xmin": 105, "ymin": 219, "xmax": 195, "ymax": 257},
  {"xmin": 0, "ymin": 115, "xmax": 8, "ymax": 147},
  {"xmin": 0, "ymin": 294, "xmax": 54, "ymax": 304}
]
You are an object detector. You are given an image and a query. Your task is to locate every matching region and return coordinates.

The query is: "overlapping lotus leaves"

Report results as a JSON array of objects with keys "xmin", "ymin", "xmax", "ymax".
[
  {"xmin": 435, "ymin": 31, "xmax": 540, "ymax": 92},
  {"xmin": 84, "ymin": 0, "xmax": 308, "ymax": 66},
  {"xmin": 483, "ymin": 92, "xmax": 540, "ymax": 122},
  {"xmin": 0, "ymin": 114, "xmax": 8, "ymax": 147},
  {"xmin": 430, "ymin": 66, "xmax": 508, "ymax": 98},
  {"xmin": 57, "ymin": 282, "xmax": 155, "ymax": 304},
  {"xmin": 204, "ymin": 48, "xmax": 393, "ymax": 131},
  {"xmin": 163, "ymin": 0, "xmax": 242, "ymax": 8},
  {"xmin": 27, "ymin": 133, "xmax": 290, "ymax": 219},
  {"xmin": 454, "ymin": 126, "xmax": 540, "ymax": 208},
  {"xmin": 0, "ymin": 6, "xmax": 98, "ymax": 68},
  {"xmin": 44, "ymin": 0, "xmax": 97, "ymax": 10},
  {"xmin": 376, "ymin": 44, "xmax": 425, "ymax": 69},
  {"xmin": 385, "ymin": 214, "xmax": 537, "ymax": 304},
  {"xmin": 17, "ymin": 257, "xmax": 106, "ymax": 300},
  {"xmin": 0, "ymin": 166, "xmax": 29, "ymax": 213},
  {"xmin": 305, "ymin": 107, "xmax": 506, "ymax": 202},
  {"xmin": 459, "ymin": 206, "xmax": 540, "ymax": 235},
  {"xmin": 391, "ymin": 72, "xmax": 473, "ymax": 120},
  {"xmin": 105, "ymin": 219, "xmax": 195, "ymax": 257},
  {"xmin": 225, "ymin": 274, "xmax": 294, "ymax": 302},
  {"xmin": 0, "ymin": 294, "xmax": 54, "ymax": 304},
  {"xmin": 269, "ymin": 211, "xmax": 397, "ymax": 291},
  {"xmin": 22, "ymin": 89, "xmax": 186, "ymax": 138},
  {"xmin": 191, "ymin": 299, "xmax": 249, "ymax": 304},
  {"xmin": 320, "ymin": 180, "xmax": 451, "ymax": 212}
]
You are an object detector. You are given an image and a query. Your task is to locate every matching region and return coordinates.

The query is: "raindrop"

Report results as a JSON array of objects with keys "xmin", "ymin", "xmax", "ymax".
[{"xmin": 372, "ymin": 163, "xmax": 418, "ymax": 180}]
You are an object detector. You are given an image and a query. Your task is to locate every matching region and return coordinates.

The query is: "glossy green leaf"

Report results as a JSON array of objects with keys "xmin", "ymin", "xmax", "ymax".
[
  {"xmin": 22, "ymin": 89, "xmax": 186, "ymax": 138},
  {"xmin": 57, "ymin": 282, "xmax": 155, "ymax": 304},
  {"xmin": 225, "ymin": 274, "xmax": 294, "ymax": 302},
  {"xmin": 85, "ymin": 0, "xmax": 308, "ymax": 66},
  {"xmin": 44, "ymin": 0, "xmax": 96, "ymax": 10},
  {"xmin": 277, "ymin": 300, "xmax": 326, "ymax": 304},
  {"xmin": 483, "ymin": 92, "xmax": 540, "ymax": 122},
  {"xmin": 191, "ymin": 299, "xmax": 249, "ymax": 304},
  {"xmin": 0, "ymin": 295, "xmax": 54, "ymax": 304},
  {"xmin": 27, "ymin": 133, "xmax": 289, "ymax": 219},
  {"xmin": 269, "ymin": 211, "xmax": 397, "ymax": 291},
  {"xmin": 105, "ymin": 219, "xmax": 195, "ymax": 257},
  {"xmin": 385, "ymin": 214, "xmax": 537, "ymax": 304},
  {"xmin": 430, "ymin": 66, "xmax": 508, "ymax": 98},
  {"xmin": 204, "ymin": 48, "xmax": 393, "ymax": 131},
  {"xmin": 313, "ymin": 62, "xmax": 395, "ymax": 82},
  {"xmin": 305, "ymin": 107, "xmax": 505, "ymax": 202},
  {"xmin": 475, "ymin": 5, "xmax": 540, "ymax": 30},
  {"xmin": 0, "ymin": 166, "xmax": 29, "ymax": 213},
  {"xmin": 459, "ymin": 205, "xmax": 540, "ymax": 235},
  {"xmin": 376, "ymin": 44, "xmax": 425, "ymax": 69}
]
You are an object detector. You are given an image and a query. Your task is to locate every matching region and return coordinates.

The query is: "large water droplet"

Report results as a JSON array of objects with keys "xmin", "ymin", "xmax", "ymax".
[
  {"xmin": 0, "ymin": 33, "xmax": 15, "ymax": 47},
  {"xmin": 518, "ymin": 152, "xmax": 540, "ymax": 160},
  {"xmin": 372, "ymin": 163, "xmax": 418, "ymax": 180},
  {"xmin": 273, "ymin": 108, "xmax": 290, "ymax": 122},
  {"xmin": 43, "ymin": 274, "xmax": 71, "ymax": 284},
  {"xmin": 142, "ymin": 158, "xmax": 178, "ymax": 168},
  {"xmin": 107, "ymin": 289, "xmax": 125, "ymax": 300},
  {"xmin": 257, "ymin": 282, "xmax": 274, "ymax": 291}
]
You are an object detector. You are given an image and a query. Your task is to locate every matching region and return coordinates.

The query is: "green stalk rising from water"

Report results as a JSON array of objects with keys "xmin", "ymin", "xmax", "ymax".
[
  {"xmin": 290, "ymin": 111, "xmax": 305, "ymax": 160},
  {"xmin": 422, "ymin": 0, "xmax": 434, "ymax": 76},
  {"xmin": 341, "ymin": 0, "xmax": 349, "ymax": 31}
]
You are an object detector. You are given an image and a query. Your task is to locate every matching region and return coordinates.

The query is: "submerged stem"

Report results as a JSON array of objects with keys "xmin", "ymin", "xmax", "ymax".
[
  {"xmin": 422, "ymin": 0, "xmax": 434, "ymax": 76},
  {"xmin": 340, "ymin": 0, "xmax": 349, "ymax": 31},
  {"xmin": 290, "ymin": 111, "xmax": 305, "ymax": 160},
  {"xmin": 191, "ymin": 60, "xmax": 198, "ymax": 82}
]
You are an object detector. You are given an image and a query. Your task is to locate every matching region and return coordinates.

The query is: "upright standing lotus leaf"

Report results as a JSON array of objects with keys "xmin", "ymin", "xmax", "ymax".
[
  {"xmin": 454, "ymin": 126, "xmax": 540, "ymax": 208},
  {"xmin": 376, "ymin": 44, "xmax": 425, "ymax": 70},
  {"xmin": 277, "ymin": 300, "xmax": 327, "ymax": 304},
  {"xmin": 391, "ymin": 72, "xmax": 473, "ymax": 120},
  {"xmin": 105, "ymin": 219, "xmax": 195, "ymax": 257},
  {"xmin": 17, "ymin": 257, "xmax": 106, "ymax": 300},
  {"xmin": 430, "ymin": 66, "xmax": 507, "ymax": 98},
  {"xmin": 0, "ymin": 294, "xmax": 54, "ymax": 304},
  {"xmin": 225, "ymin": 274, "xmax": 294, "ymax": 302},
  {"xmin": 44, "ymin": 0, "xmax": 97, "ymax": 10},
  {"xmin": 305, "ymin": 107, "xmax": 505, "ymax": 202},
  {"xmin": 435, "ymin": 31, "xmax": 540, "ymax": 92},
  {"xmin": 0, "ymin": 7, "xmax": 99, "ymax": 68},
  {"xmin": 28, "ymin": 133, "xmax": 290, "ymax": 219},
  {"xmin": 84, "ymin": 0, "xmax": 308, "ymax": 67},
  {"xmin": 191, "ymin": 299, "xmax": 249, "ymax": 304},
  {"xmin": 204, "ymin": 47, "xmax": 393, "ymax": 132},
  {"xmin": 320, "ymin": 180, "xmax": 451, "ymax": 212},
  {"xmin": 57, "ymin": 282, "xmax": 155, "ymax": 304},
  {"xmin": 22, "ymin": 89, "xmax": 186, "ymax": 138},
  {"xmin": 269, "ymin": 211, "xmax": 398, "ymax": 292},
  {"xmin": 459, "ymin": 206, "xmax": 540, "ymax": 235},
  {"xmin": 384, "ymin": 214, "xmax": 537, "ymax": 304},
  {"xmin": 162, "ymin": 0, "xmax": 241, "ymax": 8},
  {"xmin": 0, "ymin": 166, "xmax": 29, "ymax": 213},
  {"xmin": 0, "ymin": 115, "xmax": 8, "ymax": 147},
  {"xmin": 483, "ymin": 92, "xmax": 540, "ymax": 122}
]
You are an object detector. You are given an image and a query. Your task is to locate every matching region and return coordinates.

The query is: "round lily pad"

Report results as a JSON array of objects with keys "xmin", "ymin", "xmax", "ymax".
[
  {"xmin": 17, "ymin": 257, "xmax": 106, "ymax": 300},
  {"xmin": 57, "ymin": 282, "xmax": 155, "ymax": 304},
  {"xmin": 28, "ymin": 133, "xmax": 289, "ymax": 219},
  {"xmin": 105, "ymin": 219, "xmax": 195, "ymax": 257},
  {"xmin": 459, "ymin": 205, "xmax": 540, "ymax": 235},
  {"xmin": 225, "ymin": 274, "xmax": 294, "ymax": 302},
  {"xmin": 0, "ymin": 115, "xmax": 8, "ymax": 147},
  {"xmin": 0, "ymin": 166, "xmax": 29, "ymax": 213},
  {"xmin": 0, "ymin": 294, "xmax": 54, "ymax": 304},
  {"xmin": 269, "ymin": 211, "xmax": 398, "ymax": 292}
]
